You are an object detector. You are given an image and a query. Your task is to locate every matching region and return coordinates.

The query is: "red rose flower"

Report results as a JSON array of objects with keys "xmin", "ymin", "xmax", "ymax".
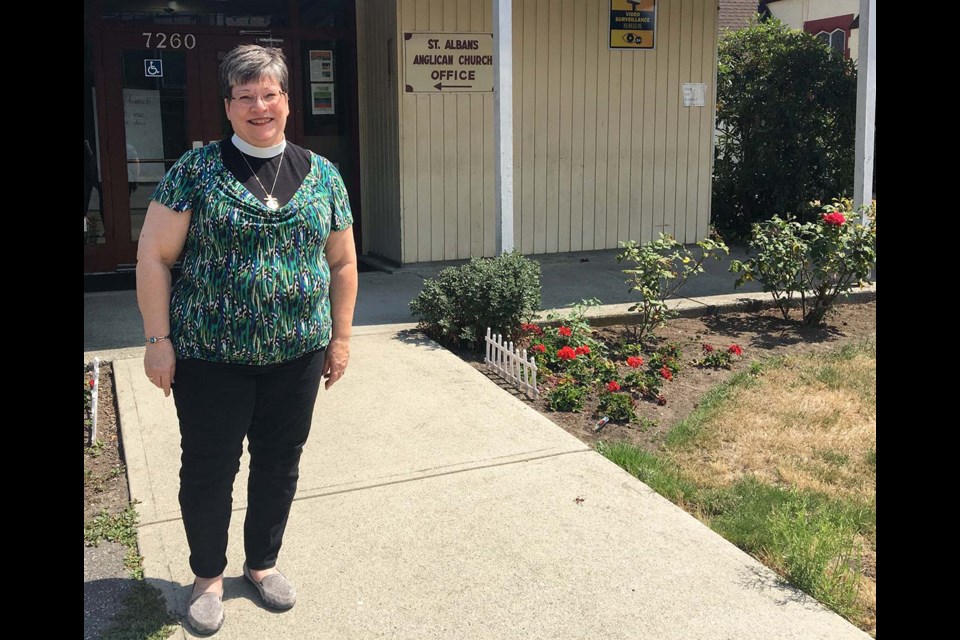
[
  {"xmin": 88, "ymin": 380, "xmax": 95, "ymax": 388},
  {"xmin": 558, "ymin": 326, "xmax": 573, "ymax": 337},
  {"xmin": 627, "ymin": 356, "xmax": 643, "ymax": 368},
  {"xmin": 702, "ymin": 343, "xmax": 715, "ymax": 353},
  {"xmin": 606, "ymin": 381, "xmax": 621, "ymax": 392},
  {"xmin": 531, "ymin": 343, "xmax": 546, "ymax": 353},
  {"xmin": 728, "ymin": 344, "xmax": 743, "ymax": 356},
  {"xmin": 557, "ymin": 346, "xmax": 577, "ymax": 360},
  {"xmin": 660, "ymin": 366, "xmax": 673, "ymax": 380},
  {"xmin": 575, "ymin": 345, "xmax": 591, "ymax": 356},
  {"xmin": 822, "ymin": 212, "xmax": 846, "ymax": 226}
]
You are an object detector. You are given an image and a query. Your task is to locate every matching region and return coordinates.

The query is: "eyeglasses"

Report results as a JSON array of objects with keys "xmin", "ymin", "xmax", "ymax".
[{"xmin": 230, "ymin": 91, "xmax": 286, "ymax": 108}]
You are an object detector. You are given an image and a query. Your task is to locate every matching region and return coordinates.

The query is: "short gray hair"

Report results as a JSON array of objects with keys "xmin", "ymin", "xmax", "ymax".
[{"xmin": 220, "ymin": 45, "xmax": 289, "ymax": 99}]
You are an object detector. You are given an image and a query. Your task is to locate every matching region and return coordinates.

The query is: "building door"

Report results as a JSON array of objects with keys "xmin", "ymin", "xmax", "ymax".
[{"xmin": 88, "ymin": 29, "xmax": 295, "ymax": 273}]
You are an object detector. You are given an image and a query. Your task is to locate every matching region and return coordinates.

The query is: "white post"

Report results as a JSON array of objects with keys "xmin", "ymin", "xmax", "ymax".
[
  {"xmin": 854, "ymin": 0, "xmax": 876, "ymax": 221},
  {"xmin": 90, "ymin": 358, "xmax": 100, "ymax": 445},
  {"xmin": 498, "ymin": 334, "xmax": 504, "ymax": 374},
  {"xmin": 530, "ymin": 355, "xmax": 538, "ymax": 398},
  {"xmin": 520, "ymin": 348, "xmax": 528, "ymax": 393},
  {"xmin": 493, "ymin": 0, "xmax": 514, "ymax": 254}
]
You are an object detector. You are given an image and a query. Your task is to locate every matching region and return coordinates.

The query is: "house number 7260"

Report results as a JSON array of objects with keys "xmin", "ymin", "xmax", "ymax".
[{"xmin": 143, "ymin": 33, "xmax": 196, "ymax": 49}]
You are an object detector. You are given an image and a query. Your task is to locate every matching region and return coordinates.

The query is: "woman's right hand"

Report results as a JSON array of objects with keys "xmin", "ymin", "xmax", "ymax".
[{"xmin": 144, "ymin": 341, "xmax": 177, "ymax": 397}]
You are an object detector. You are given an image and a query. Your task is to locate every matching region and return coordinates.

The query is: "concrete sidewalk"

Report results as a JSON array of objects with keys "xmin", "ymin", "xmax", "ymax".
[
  {"xmin": 115, "ymin": 327, "xmax": 868, "ymax": 640},
  {"xmin": 88, "ymin": 249, "xmax": 873, "ymax": 638}
]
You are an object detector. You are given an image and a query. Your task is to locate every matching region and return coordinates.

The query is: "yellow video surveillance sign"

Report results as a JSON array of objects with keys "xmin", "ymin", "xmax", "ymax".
[{"xmin": 610, "ymin": 0, "xmax": 657, "ymax": 50}]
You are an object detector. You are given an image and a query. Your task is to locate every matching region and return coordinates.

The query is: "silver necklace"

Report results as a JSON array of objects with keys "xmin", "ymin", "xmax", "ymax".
[{"xmin": 239, "ymin": 147, "xmax": 286, "ymax": 210}]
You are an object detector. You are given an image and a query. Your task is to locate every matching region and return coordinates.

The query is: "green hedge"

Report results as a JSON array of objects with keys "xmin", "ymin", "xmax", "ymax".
[
  {"xmin": 713, "ymin": 18, "xmax": 858, "ymax": 236},
  {"xmin": 410, "ymin": 251, "xmax": 541, "ymax": 349}
]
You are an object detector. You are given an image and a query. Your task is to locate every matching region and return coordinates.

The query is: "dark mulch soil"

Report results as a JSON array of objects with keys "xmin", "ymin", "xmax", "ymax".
[
  {"xmin": 464, "ymin": 299, "xmax": 876, "ymax": 454},
  {"xmin": 84, "ymin": 362, "xmax": 138, "ymax": 640},
  {"xmin": 84, "ymin": 363, "xmax": 130, "ymax": 519}
]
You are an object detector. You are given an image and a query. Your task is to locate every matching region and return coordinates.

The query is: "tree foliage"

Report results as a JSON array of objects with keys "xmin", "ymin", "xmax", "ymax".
[{"xmin": 713, "ymin": 19, "xmax": 858, "ymax": 236}]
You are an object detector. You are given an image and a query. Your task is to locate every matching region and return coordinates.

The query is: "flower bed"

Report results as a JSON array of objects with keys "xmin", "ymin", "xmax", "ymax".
[
  {"xmin": 510, "ymin": 300, "xmax": 876, "ymax": 454},
  {"xmin": 517, "ymin": 302, "xmax": 742, "ymax": 433}
]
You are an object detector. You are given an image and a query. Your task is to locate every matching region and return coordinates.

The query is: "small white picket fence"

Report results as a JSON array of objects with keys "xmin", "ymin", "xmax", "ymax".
[
  {"xmin": 484, "ymin": 328, "xmax": 539, "ymax": 399},
  {"xmin": 89, "ymin": 358, "xmax": 100, "ymax": 446}
]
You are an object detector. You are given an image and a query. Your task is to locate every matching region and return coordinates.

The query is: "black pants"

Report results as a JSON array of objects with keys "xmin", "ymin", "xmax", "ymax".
[{"xmin": 172, "ymin": 349, "xmax": 326, "ymax": 578}]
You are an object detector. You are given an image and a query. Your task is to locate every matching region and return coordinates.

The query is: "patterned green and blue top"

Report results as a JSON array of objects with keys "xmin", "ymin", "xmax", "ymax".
[{"xmin": 151, "ymin": 142, "xmax": 353, "ymax": 365}]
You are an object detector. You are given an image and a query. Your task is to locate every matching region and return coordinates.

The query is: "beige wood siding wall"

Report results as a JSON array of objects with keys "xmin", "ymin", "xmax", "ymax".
[
  {"xmin": 396, "ymin": 0, "xmax": 494, "ymax": 263},
  {"xmin": 395, "ymin": 0, "xmax": 717, "ymax": 263},
  {"xmin": 357, "ymin": 0, "xmax": 402, "ymax": 262}
]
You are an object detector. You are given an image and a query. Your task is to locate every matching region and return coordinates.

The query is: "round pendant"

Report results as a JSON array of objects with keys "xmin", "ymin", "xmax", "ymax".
[{"xmin": 265, "ymin": 197, "xmax": 279, "ymax": 210}]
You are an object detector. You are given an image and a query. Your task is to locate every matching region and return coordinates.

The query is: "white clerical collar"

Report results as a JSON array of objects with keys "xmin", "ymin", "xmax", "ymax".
[{"xmin": 232, "ymin": 134, "xmax": 286, "ymax": 159}]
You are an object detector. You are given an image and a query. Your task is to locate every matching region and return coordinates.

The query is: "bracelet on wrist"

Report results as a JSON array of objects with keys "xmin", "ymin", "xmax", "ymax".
[{"xmin": 145, "ymin": 335, "xmax": 170, "ymax": 344}]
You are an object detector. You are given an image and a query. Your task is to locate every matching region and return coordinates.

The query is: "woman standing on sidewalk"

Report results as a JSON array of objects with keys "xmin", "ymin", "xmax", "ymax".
[{"xmin": 136, "ymin": 44, "xmax": 357, "ymax": 635}]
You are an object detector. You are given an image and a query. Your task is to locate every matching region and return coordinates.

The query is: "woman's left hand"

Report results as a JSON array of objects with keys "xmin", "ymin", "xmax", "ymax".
[{"xmin": 322, "ymin": 337, "xmax": 350, "ymax": 390}]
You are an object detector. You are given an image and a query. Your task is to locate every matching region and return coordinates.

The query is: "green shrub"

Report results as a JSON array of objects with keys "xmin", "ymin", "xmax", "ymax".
[
  {"xmin": 598, "ymin": 392, "xmax": 638, "ymax": 424},
  {"xmin": 613, "ymin": 342, "xmax": 645, "ymax": 359},
  {"xmin": 626, "ymin": 370, "xmax": 662, "ymax": 399},
  {"xmin": 548, "ymin": 382, "xmax": 587, "ymax": 412},
  {"xmin": 650, "ymin": 342, "xmax": 683, "ymax": 375},
  {"xmin": 590, "ymin": 358, "xmax": 619, "ymax": 385},
  {"xmin": 729, "ymin": 201, "xmax": 876, "ymax": 325},
  {"xmin": 694, "ymin": 343, "xmax": 744, "ymax": 370},
  {"xmin": 524, "ymin": 299, "xmax": 607, "ymax": 381},
  {"xmin": 563, "ymin": 358, "xmax": 594, "ymax": 385},
  {"xmin": 617, "ymin": 235, "xmax": 728, "ymax": 342},
  {"xmin": 410, "ymin": 251, "xmax": 541, "ymax": 349},
  {"xmin": 713, "ymin": 18, "xmax": 858, "ymax": 236},
  {"xmin": 543, "ymin": 299, "xmax": 603, "ymax": 344}
]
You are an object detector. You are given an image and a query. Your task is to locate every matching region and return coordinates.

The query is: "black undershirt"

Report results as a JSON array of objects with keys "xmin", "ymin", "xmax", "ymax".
[{"xmin": 219, "ymin": 137, "xmax": 311, "ymax": 208}]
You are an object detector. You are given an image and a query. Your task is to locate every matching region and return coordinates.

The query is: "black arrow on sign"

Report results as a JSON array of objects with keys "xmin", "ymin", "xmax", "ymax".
[{"xmin": 434, "ymin": 82, "xmax": 472, "ymax": 90}]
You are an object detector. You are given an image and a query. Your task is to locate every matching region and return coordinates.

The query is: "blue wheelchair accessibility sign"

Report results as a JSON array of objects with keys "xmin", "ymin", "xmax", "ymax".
[{"xmin": 144, "ymin": 59, "xmax": 163, "ymax": 78}]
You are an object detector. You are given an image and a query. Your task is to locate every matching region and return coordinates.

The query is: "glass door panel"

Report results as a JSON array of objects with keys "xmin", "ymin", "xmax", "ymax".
[
  {"xmin": 120, "ymin": 49, "xmax": 188, "ymax": 241},
  {"xmin": 99, "ymin": 29, "xmax": 204, "ymax": 267}
]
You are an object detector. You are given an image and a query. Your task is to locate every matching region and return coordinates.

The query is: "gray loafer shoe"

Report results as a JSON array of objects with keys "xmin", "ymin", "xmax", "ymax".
[
  {"xmin": 186, "ymin": 590, "xmax": 224, "ymax": 636},
  {"xmin": 243, "ymin": 563, "xmax": 297, "ymax": 610}
]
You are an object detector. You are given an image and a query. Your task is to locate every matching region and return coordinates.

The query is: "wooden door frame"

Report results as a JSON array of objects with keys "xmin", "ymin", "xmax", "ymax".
[{"xmin": 97, "ymin": 27, "xmax": 206, "ymax": 268}]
